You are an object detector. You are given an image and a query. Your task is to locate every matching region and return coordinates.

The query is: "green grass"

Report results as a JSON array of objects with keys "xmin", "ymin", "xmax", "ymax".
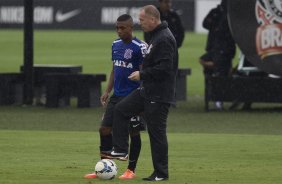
[
  {"xmin": 1, "ymin": 100, "xmax": 282, "ymax": 135},
  {"xmin": 1, "ymin": 131, "xmax": 282, "ymax": 184},
  {"xmin": 1, "ymin": 29, "xmax": 206, "ymax": 96},
  {"xmin": 1, "ymin": 30, "xmax": 282, "ymax": 184}
]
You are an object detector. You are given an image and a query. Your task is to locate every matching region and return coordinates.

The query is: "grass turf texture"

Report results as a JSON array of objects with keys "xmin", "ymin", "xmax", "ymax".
[
  {"xmin": 1, "ymin": 30, "xmax": 282, "ymax": 183},
  {"xmin": 1, "ymin": 130, "xmax": 282, "ymax": 184}
]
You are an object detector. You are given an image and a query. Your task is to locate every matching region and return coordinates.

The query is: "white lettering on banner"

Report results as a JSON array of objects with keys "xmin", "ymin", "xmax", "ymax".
[
  {"xmin": 0, "ymin": 6, "xmax": 24, "ymax": 23},
  {"xmin": 34, "ymin": 7, "xmax": 53, "ymax": 24},
  {"xmin": 0, "ymin": 6, "xmax": 53, "ymax": 24},
  {"xmin": 101, "ymin": 7, "xmax": 141, "ymax": 25},
  {"xmin": 261, "ymin": 27, "xmax": 282, "ymax": 49},
  {"xmin": 101, "ymin": 7, "xmax": 128, "ymax": 24},
  {"xmin": 129, "ymin": 7, "xmax": 141, "ymax": 23}
]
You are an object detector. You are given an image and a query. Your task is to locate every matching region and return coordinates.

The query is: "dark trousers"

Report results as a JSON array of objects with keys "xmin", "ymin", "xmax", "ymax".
[{"xmin": 112, "ymin": 89, "xmax": 170, "ymax": 178}]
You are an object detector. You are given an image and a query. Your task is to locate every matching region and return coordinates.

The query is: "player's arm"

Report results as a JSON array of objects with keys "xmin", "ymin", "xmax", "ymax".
[{"xmin": 100, "ymin": 65, "xmax": 114, "ymax": 106}]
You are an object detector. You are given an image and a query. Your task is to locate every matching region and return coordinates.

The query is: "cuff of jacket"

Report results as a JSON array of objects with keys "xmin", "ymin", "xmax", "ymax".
[{"xmin": 140, "ymin": 70, "xmax": 145, "ymax": 80}]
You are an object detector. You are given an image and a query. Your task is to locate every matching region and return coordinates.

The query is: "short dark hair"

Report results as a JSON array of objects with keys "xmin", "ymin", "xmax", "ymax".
[{"xmin": 117, "ymin": 14, "xmax": 132, "ymax": 22}]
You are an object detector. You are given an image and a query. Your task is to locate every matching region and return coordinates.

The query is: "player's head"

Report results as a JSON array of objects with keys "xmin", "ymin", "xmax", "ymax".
[
  {"xmin": 116, "ymin": 14, "xmax": 133, "ymax": 42},
  {"xmin": 139, "ymin": 5, "xmax": 161, "ymax": 33},
  {"xmin": 159, "ymin": 0, "xmax": 172, "ymax": 13}
]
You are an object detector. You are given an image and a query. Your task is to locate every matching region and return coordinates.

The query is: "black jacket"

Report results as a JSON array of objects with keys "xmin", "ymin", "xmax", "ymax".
[
  {"xmin": 203, "ymin": 5, "xmax": 222, "ymax": 52},
  {"xmin": 140, "ymin": 22, "xmax": 178, "ymax": 104},
  {"xmin": 203, "ymin": 5, "xmax": 236, "ymax": 58},
  {"xmin": 144, "ymin": 8, "xmax": 185, "ymax": 48}
]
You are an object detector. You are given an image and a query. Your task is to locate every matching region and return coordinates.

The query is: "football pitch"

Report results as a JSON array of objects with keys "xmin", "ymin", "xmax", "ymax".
[{"xmin": 1, "ymin": 30, "xmax": 282, "ymax": 184}]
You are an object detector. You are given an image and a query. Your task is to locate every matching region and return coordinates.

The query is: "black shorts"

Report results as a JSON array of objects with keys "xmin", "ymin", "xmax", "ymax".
[{"xmin": 101, "ymin": 95, "xmax": 145, "ymax": 131}]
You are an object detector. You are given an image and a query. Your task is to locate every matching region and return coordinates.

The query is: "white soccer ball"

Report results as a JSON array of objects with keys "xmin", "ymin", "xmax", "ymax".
[{"xmin": 95, "ymin": 159, "xmax": 118, "ymax": 180}]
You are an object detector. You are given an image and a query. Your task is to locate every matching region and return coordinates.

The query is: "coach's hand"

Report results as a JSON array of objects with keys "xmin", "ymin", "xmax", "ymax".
[{"xmin": 128, "ymin": 71, "xmax": 140, "ymax": 81}]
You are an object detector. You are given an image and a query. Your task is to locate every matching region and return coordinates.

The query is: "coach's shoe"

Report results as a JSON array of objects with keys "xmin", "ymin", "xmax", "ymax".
[
  {"xmin": 142, "ymin": 172, "xmax": 168, "ymax": 181},
  {"xmin": 84, "ymin": 172, "xmax": 97, "ymax": 179},
  {"xmin": 103, "ymin": 150, "xmax": 128, "ymax": 161},
  {"xmin": 119, "ymin": 169, "xmax": 136, "ymax": 179}
]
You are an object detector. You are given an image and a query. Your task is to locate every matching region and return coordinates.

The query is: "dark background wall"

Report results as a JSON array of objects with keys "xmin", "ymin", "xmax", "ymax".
[{"xmin": 0, "ymin": 0, "xmax": 195, "ymax": 30}]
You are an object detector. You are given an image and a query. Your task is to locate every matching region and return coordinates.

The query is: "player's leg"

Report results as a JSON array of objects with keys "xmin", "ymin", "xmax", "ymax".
[
  {"xmin": 119, "ymin": 116, "xmax": 143, "ymax": 179},
  {"xmin": 99, "ymin": 96, "xmax": 121, "ymax": 157},
  {"xmin": 99, "ymin": 126, "xmax": 112, "ymax": 157},
  {"xmin": 128, "ymin": 117, "xmax": 142, "ymax": 173},
  {"xmin": 84, "ymin": 95, "xmax": 122, "ymax": 179},
  {"xmin": 213, "ymin": 54, "xmax": 232, "ymax": 110}
]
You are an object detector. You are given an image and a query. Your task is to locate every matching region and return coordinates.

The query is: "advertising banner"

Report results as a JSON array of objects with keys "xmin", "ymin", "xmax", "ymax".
[
  {"xmin": 228, "ymin": 0, "xmax": 282, "ymax": 75},
  {"xmin": 0, "ymin": 0, "xmax": 194, "ymax": 30}
]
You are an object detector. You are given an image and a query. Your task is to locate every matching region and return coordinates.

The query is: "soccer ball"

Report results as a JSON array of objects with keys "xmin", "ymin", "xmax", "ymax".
[{"xmin": 95, "ymin": 159, "xmax": 118, "ymax": 180}]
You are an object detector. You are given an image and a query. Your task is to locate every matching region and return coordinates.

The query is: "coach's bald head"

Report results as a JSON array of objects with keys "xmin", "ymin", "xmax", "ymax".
[{"xmin": 139, "ymin": 5, "xmax": 161, "ymax": 32}]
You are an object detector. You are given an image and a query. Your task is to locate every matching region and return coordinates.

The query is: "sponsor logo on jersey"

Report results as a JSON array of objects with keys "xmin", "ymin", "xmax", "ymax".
[
  {"xmin": 124, "ymin": 49, "xmax": 133, "ymax": 59},
  {"xmin": 255, "ymin": 0, "xmax": 282, "ymax": 59},
  {"xmin": 113, "ymin": 60, "xmax": 133, "ymax": 69}
]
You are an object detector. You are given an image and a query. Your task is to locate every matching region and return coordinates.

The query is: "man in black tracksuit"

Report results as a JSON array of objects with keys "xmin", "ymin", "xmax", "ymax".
[
  {"xmin": 199, "ymin": 0, "xmax": 236, "ymax": 110},
  {"xmin": 105, "ymin": 5, "xmax": 178, "ymax": 181},
  {"xmin": 200, "ymin": 0, "xmax": 236, "ymax": 77}
]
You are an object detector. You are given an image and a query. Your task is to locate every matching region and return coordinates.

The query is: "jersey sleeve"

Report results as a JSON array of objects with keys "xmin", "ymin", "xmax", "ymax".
[{"xmin": 138, "ymin": 41, "xmax": 148, "ymax": 65}]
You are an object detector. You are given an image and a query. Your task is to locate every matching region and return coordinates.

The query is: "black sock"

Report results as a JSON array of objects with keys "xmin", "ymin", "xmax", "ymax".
[
  {"xmin": 128, "ymin": 134, "xmax": 141, "ymax": 172},
  {"xmin": 99, "ymin": 134, "xmax": 112, "ymax": 153}
]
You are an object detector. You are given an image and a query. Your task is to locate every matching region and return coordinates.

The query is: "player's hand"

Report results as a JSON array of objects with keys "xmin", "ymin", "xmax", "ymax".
[
  {"xmin": 128, "ymin": 71, "xmax": 140, "ymax": 81},
  {"xmin": 100, "ymin": 92, "xmax": 109, "ymax": 107}
]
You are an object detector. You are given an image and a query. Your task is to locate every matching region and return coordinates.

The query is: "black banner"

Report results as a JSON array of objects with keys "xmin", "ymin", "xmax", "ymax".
[
  {"xmin": 228, "ymin": 0, "xmax": 282, "ymax": 75},
  {"xmin": 0, "ymin": 0, "xmax": 194, "ymax": 30}
]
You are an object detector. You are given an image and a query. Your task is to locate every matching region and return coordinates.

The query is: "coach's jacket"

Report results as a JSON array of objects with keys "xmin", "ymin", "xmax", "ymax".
[{"xmin": 140, "ymin": 21, "xmax": 178, "ymax": 104}]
